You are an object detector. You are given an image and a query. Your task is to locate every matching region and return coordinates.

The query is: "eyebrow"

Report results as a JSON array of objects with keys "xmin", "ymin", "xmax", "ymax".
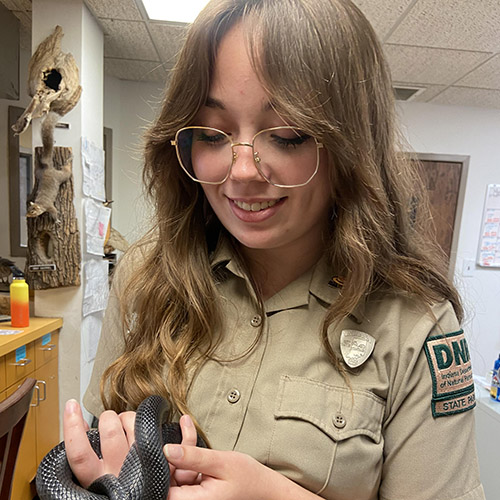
[{"xmin": 205, "ymin": 96, "xmax": 274, "ymax": 112}]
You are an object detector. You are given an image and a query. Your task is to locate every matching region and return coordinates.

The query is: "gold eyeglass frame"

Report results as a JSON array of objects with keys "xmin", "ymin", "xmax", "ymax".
[{"xmin": 171, "ymin": 125, "xmax": 324, "ymax": 188}]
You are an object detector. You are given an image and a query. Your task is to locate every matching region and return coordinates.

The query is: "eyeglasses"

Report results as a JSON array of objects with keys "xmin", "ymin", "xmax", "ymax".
[{"xmin": 171, "ymin": 126, "xmax": 323, "ymax": 188}]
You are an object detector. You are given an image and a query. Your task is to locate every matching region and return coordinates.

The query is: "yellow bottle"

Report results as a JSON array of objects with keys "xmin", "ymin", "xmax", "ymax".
[{"xmin": 10, "ymin": 277, "xmax": 29, "ymax": 328}]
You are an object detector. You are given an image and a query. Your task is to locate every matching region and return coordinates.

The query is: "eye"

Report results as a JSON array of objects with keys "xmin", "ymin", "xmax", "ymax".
[
  {"xmin": 270, "ymin": 132, "xmax": 311, "ymax": 149},
  {"xmin": 199, "ymin": 132, "xmax": 225, "ymax": 142}
]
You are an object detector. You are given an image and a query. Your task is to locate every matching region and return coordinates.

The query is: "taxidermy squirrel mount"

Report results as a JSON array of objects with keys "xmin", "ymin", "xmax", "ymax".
[
  {"xmin": 12, "ymin": 25, "xmax": 81, "ymax": 222},
  {"xmin": 27, "ymin": 111, "xmax": 72, "ymax": 222},
  {"xmin": 12, "ymin": 25, "xmax": 82, "ymax": 290}
]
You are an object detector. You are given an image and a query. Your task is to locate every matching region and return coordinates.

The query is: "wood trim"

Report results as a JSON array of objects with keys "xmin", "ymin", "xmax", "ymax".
[{"xmin": 8, "ymin": 106, "xmax": 27, "ymax": 258}]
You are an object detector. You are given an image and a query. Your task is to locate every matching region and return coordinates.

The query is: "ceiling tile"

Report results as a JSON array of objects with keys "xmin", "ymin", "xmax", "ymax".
[
  {"xmin": 352, "ymin": 0, "xmax": 414, "ymax": 40},
  {"xmin": 100, "ymin": 19, "xmax": 158, "ymax": 60},
  {"xmin": 0, "ymin": 0, "xmax": 22, "ymax": 10},
  {"xmin": 430, "ymin": 86, "xmax": 500, "ymax": 109},
  {"xmin": 388, "ymin": 0, "xmax": 500, "ymax": 52},
  {"xmin": 393, "ymin": 82, "xmax": 448, "ymax": 103},
  {"xmin": 148, "ymin": 23, "xmax": 187, "ymax": 65},
  {"xmin": 105, "ymin": 57, "xmax": 168, "ymax": 82},
  {"xmin": 410, "ymin": 84, "xmax": 448, "ymax": 103},
  {"xmin": 0, "ymin": 0, "xmax": 16, "ymax": 9},
  {"xmin": 0, "ymin": 0, "xmax": 30, "ymax": 10},
  {"xmin": 455, "ymin": 54, "xmax": 500, "ymax": 90},
  {"xmin": 15, "ymin": 0, "xmax": 30, "ymax": 11},
  {"xmin": 384, "ymin": 44, "xmax": 490, "ymax": 85},
  {"xmin": 85, "ymin": 0, "xmax": 142, "ymax": 20}
]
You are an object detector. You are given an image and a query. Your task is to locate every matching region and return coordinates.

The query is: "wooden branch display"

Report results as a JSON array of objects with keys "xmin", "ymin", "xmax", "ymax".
[{"xmin": 25, "ymin": 146, "xmax": 81, "ymax": 289}]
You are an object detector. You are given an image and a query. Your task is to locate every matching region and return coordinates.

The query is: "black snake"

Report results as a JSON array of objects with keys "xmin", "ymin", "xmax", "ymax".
[{"xmin": 36, "ymin": 396, "xmax": 206, "ymax": 500}]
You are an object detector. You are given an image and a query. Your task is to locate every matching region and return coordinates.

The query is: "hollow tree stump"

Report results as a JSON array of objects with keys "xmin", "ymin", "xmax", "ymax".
[{"xmin": 25, "ymin": 146, "xmax": 81, "ymax": 289}]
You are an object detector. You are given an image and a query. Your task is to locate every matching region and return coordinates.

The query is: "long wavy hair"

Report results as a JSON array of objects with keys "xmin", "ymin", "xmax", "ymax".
[{"xmin": 100, "ymin": 0, "xmax": 462, "ymax": 430}]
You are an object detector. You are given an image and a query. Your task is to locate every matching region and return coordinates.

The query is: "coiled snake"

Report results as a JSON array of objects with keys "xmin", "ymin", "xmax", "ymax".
[{"xmin": 36, "ymin": 396, "xmax": 206, "ymax": 500}]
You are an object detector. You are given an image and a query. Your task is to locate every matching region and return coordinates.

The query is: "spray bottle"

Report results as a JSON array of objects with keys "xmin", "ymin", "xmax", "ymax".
[{"xmin": 9, "ymin": 267, "xmax": 29, "ymax": 328}]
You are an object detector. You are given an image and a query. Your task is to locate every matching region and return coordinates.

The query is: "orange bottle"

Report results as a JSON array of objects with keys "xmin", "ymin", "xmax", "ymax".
[{"xmin": 10, "ymin": 276, "xmax": 29, "ymax": 328}]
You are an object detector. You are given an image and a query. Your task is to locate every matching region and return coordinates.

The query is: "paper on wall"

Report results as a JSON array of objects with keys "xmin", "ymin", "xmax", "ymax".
[
  {"xmin": 83, "ymin": 258, "xmax": 110, "ymax": 317},
  {"xmin": 84, "ymin": 198, "xmax": 111, "ymax": 256},
  {"xmin": 477, "ymin": 184, "xmax": 500, "ymax": 267},
  {"xmin": 82, "ymin": 137, "xmax": 106, "ymax": 201},
  {"xmin": 82, "ymin": 313, "xmax": 103, "ymax": 362}
]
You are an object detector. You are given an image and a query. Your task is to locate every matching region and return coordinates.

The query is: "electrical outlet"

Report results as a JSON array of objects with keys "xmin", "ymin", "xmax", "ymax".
[{"xmin": 462, "ymin": 259, "xmax": 475, "ymax": 277}]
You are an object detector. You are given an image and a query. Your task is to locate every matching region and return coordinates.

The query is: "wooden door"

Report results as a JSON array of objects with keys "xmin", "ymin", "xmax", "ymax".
[{"xmin": 413, "ymin": 159, "xmax": 464, "ymax": 267}]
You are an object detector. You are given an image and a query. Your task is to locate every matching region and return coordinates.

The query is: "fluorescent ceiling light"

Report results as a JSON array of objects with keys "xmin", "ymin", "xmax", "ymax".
[{"xmin": 142, "ymin": 0, "xmax": 210, "ymax": 23}]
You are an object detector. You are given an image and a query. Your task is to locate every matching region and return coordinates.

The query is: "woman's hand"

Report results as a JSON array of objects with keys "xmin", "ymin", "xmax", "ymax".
[
  {"xmin": 63, "ymin": 399, "xmax": 200, "ymax": 490},
  {"xmin": 63, "ymin": 399, "xmax": 135, "ymax": 488},
  {"xmin": 168, "ymin": 414, "xmax": 200, "ymax": 487},
  {"xmin": 164, "ymin": 445, "xmax": 319, "ymax": 500}
]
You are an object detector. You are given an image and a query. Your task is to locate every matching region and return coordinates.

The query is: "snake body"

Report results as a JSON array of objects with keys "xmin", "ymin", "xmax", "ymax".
[{"xmin": 36, "ymin": 396, "xmax": 206, "ymax": 500}]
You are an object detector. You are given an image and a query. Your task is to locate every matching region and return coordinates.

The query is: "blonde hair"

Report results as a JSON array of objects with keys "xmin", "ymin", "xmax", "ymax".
[{"xmin": 100, "ymin": 0, "xmax": 462, "ymax": 428}]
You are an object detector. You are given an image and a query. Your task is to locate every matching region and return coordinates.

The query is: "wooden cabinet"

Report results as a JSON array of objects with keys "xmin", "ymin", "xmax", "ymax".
[
  {"xmin": 34, "ymin": 357, "xmax": 59, "ymax": 464},
  {"xmin": 0, "ymin": 317, "xmax": 62, "ymax": 500}
]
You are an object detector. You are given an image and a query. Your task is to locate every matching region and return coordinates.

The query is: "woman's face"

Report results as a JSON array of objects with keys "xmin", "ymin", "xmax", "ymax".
[{"xmin": 195, "ymin": 25, "xmax": 332, "ymax": 260}]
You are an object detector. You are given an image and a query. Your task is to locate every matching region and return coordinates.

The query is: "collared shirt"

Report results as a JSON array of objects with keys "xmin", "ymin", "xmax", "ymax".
[{"xmin": 84, "ymin": 240, "xmax": 485, "ymax": 500}]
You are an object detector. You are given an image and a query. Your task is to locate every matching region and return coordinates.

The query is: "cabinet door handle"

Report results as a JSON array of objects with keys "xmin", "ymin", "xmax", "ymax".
[
  {"xmin": 12, "ymin": 358, "xmax": 32, "ymax": 367},
  {"xmin": 40, "ymin": 344, "xmax": 56, "ymax": 351},
  {"xmin": 31, "ymin": 384, "xmax": 40, "ymax": 407},
  {"xmin": 37, "ymin": 380, "xmax": 47, "ymax": 401}
]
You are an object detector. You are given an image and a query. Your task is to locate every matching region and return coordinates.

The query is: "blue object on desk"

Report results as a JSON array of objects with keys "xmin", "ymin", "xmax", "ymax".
[{"xmin": 15, "ymin": 345, "xmax": 26, "ymax": 362}]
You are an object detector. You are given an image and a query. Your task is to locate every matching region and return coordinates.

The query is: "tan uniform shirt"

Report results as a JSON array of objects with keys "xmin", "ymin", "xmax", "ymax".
[{"xmin": 84, "ymin": 242, "xmax": 485, "ymax": 500}]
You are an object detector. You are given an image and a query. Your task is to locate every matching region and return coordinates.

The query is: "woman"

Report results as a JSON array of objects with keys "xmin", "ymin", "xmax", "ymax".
[{"xmin": 66, "ymin": 0, "xmax": 484, "ymax": 499}]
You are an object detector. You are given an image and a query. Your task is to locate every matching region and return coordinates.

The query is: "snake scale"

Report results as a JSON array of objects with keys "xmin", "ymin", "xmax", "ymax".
[{"xmin": 36, "ymin": 396, "xmax": 206, "ymax": 500}]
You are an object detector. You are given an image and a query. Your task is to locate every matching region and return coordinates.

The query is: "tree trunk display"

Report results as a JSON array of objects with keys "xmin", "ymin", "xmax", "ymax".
[{"xmin": 25, "ymin": 146, "xmax": 81, "ymax": 289}]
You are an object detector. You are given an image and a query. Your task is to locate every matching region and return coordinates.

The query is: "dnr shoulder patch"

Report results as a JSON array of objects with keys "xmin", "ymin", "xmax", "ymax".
[{"xmin": 424, "ymin": 330, "xmax": 476, "ymax": 418}]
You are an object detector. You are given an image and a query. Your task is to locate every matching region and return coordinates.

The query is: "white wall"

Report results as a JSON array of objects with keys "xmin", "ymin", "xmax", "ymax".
[
  {"xmin": 79, "ymin": 2, "xmax": 104, "ymax": 417},
  {"xmin": 103, "ymin": 76, "xmax": 164, "ymax": 243},
  {"xmin": 398, "ymin": 101, "xmax": 500, "ymax": 377}
]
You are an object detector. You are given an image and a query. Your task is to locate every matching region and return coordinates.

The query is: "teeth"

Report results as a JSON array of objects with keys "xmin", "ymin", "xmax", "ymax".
[{"xmin": 234, "ymin": 199, "xmax": 279, "ymax": 211}]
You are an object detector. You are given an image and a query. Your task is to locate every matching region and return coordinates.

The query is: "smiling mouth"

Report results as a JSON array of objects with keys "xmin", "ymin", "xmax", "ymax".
[{"xmin": 233, "ymin": 199, "xmax": 281, "ymax": 212}]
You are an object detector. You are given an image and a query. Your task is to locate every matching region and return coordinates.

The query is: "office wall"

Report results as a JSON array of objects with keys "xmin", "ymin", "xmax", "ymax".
[
  {"xmin": 103, "ymin": 76, "xmax": 164, "ymax": 243},
  {"xmin": 398, "ymin": 101, "xmax": 500, "ymax": 376}
]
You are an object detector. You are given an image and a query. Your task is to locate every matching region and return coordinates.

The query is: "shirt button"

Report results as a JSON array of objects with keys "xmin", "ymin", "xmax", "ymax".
[
  {"xmin": 333, "ymin": 413, "xmax": 346, "ymax": 429},
  {"xmin": 227, "ymin": 389, "xmax": 241, "ymax": 404},
  {"xmin": 250, "ymin": 315, "xmax": 262, "ymax": 327}
]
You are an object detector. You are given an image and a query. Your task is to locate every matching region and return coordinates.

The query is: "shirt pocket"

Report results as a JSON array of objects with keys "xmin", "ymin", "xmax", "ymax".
[{"xmin": 268, "ymin": 374, "xmax": 385, "ymax": 499}]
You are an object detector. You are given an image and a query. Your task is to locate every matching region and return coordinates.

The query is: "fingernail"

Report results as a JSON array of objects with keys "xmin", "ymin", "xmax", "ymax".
[
  {"xmin": 65, "ymin": 399, "xmax": 78, "ymax": 415},
  {"xmin": 182, "ymin": 414, "xmax": 194, "ymax": 427},
  {"xmin": 164, "ymin": 444, "xmax": 184, "ymax": 459}
]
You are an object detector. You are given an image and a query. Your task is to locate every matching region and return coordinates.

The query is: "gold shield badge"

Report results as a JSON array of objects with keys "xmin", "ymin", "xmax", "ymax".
[{"xmin": 340, "ymin": 330, "xmax": 375, "ymax": 368}]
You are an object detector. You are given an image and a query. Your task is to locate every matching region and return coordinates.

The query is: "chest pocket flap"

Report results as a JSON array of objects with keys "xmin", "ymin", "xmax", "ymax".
[{"xmin": 275, "ymin": 375, "xmax": 385, "ymax": 443}]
